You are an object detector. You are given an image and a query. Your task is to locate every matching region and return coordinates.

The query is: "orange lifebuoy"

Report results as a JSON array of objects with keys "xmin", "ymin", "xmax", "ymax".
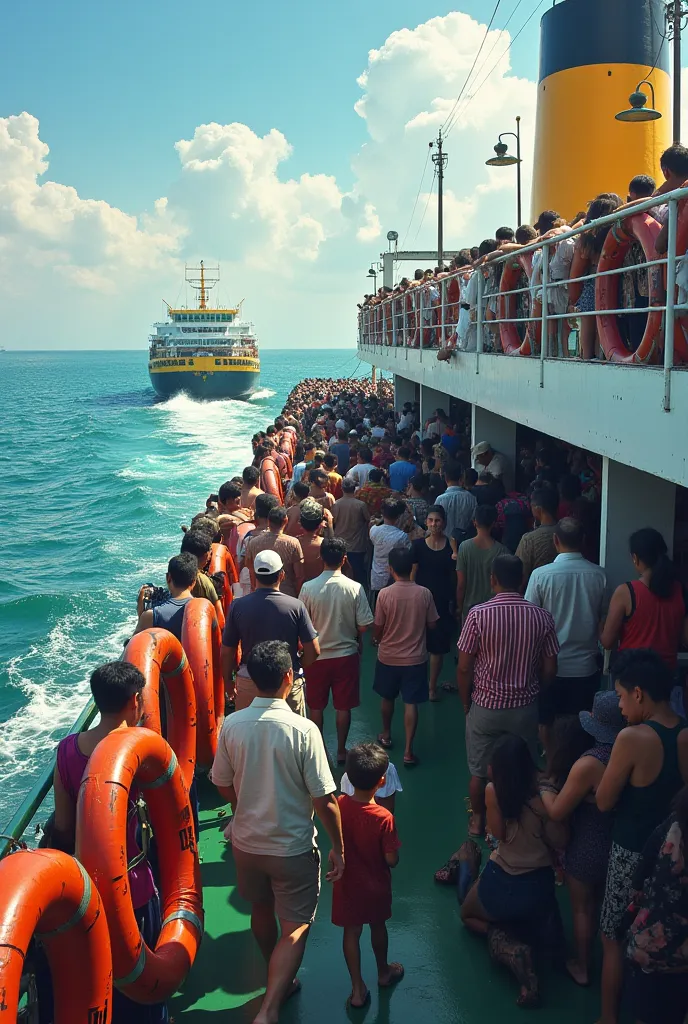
[
  {"xmin": 77, "ymin": 728, "xmax": 203, "ymax": 1004},
  {"xmin": 123, "ymin": 629, "xmax": 196, "ymax": 789},
  {"xmin": 259, "ymin": 455, "xmax": 283, "ymax": 501},
  {"xmin": 596, "ymin": 212, "xmax": 671, "ymax": 364},
  {"xmin": 0, "ymin": 849, "xmax": 112, "ymax": 1024},
  {"xmin": 209, "ymin": 542, "xmax": 238, "ymax": 614},
  {"xmin": 499, "ymin": 257, "xmax": 533, "ymax": 356},
  {"xmin": 181, "ymin": 598, "xmax": 223, "ymax": 768}
]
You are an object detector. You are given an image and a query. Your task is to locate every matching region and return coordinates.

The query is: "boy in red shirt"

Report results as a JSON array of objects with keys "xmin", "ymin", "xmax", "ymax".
[{"xmin": 332, "ymin": 743, "xmax": 404, "ymax": 1008}]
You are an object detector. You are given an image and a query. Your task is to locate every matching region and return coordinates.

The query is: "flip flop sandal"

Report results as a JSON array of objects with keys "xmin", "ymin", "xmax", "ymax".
[
  {"xmin": 457, "ymin": 839, "xmax": 482, "ymax": 904},
  {"xmin": 434, "ymin": 850, "xmax": 462, "ymax": 885},
  {"xmin": 377, "ymin": 734, "xmax": 393, "ymax": 750},
  {"xmin": 346, "ymin": 989, "xmax": 371, "ymax": 1009},
  {"xmin": 403, "ymin": 755, "xmax": 420, "ymax": 768},
  {"xmin": 441, "ymin": 682, "xmax": 458, "ymax": 693}
]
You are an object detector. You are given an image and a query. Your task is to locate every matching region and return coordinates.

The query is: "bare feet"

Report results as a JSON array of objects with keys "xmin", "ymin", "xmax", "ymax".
[{"xmin": 378, "ymin": 962, "xmax": 404, "ymax": 987}]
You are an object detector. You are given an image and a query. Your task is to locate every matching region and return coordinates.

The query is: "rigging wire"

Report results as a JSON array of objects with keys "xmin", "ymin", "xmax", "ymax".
[
  {"xmin": 412, "ymin": 169, "xmax": 438, "ymax": 246},
  {"xmin": 445, "ymin": 0, "xmax": 548, "ymax": 136},
  {"xmin": 441, "ymin": 0, "xmax": 503, "ymax": 138},
  {"xmin": 401, "ymin": 147, "xmax": 432, "ymax": 249},
  {"xmin": 444, "ymin": 0, "xmax": 526, "ymax": 140}
]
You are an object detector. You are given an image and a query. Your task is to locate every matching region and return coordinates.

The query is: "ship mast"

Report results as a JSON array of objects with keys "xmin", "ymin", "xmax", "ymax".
[{"xmin": 185, "ymin": 262, "xmax": 220, "ymax": 310}]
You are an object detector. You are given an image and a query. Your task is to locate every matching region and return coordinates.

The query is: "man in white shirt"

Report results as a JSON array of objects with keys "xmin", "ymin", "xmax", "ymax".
[
  {"xmin": 345, "ymin": 446, "xmax": 375, "ymax": 488},
  {"xmin": 471, "ymin": 440, "xmax": 508, "ymax": 482},
  {"xmin": 300, "ymin": 538, "xmax": 374, "ymax": 762},
  {"xmin": 212, "ymin": 640, "xmax": 344, "ymax": 1024},
  {"xmin": 525, "ymin": 517, "xmax": 606, "ymax": 737},
  {"xmin": 369, "ymin": 498, "xmax": 411, "ymax": 600}
]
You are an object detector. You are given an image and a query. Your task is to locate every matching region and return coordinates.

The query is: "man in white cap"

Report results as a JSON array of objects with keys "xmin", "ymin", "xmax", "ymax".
[
  {"xmin": 221, "ymin": 548, "xmax": 320, "ymax": 715},
  {"xmin": 471, "ymin": 441, "xmax": 508, "ymax": 481}
]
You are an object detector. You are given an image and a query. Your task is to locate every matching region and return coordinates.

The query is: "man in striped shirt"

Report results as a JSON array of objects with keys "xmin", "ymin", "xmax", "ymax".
[{"xmin": 457, "ymin": 553, "xmax": 559, "ymax": 837}]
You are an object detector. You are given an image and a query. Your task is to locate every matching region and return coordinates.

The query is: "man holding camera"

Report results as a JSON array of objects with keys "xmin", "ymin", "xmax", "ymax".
[{"xmin": 134, "ymin": 552, "xmax": 199, "ymax": 641}]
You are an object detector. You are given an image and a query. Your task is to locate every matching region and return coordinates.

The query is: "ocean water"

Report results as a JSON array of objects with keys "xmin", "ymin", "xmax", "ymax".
[{"xmin": 0, "ymin": 348, "xmax": 368, "ymax": 824}]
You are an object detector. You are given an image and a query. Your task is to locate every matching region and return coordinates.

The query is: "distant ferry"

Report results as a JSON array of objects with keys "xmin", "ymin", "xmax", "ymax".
[{"xmin": 148, "ymin": 263, "xmax": 260, "ymax": 400}]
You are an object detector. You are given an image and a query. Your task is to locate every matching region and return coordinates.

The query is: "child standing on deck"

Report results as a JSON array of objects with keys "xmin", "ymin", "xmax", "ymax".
[{"xmin": 332, "ymin": 743, "xmax": 404, "ymax": 1009}]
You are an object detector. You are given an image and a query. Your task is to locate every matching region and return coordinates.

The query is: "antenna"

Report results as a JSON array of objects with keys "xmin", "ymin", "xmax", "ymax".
[{"xmin": 185, "ymin": 261, "xmax": 220, "ymax": 310}]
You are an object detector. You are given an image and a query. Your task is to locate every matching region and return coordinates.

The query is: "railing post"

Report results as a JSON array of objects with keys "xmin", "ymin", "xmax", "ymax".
[
  {"xmin": 392, "ymin": 297, "xmax": 398, "ymax": 348},
  {"xmin": 476, "ymin": 269, "xmax": 484, "ymax": 375},
  {"xmin": 540, "ymin": 243, "xmax": 549, "ymax": 388},
  {"xmin": 418, "ymin": 287, "xmax": 423, "ymax": 361},
  {"xmin": 441, "ymin": 277, "xmax": 446, "ymax": 345},
  {"xmin": 664, "ymin": 197, "xmax": 678, "ymax": 412}
]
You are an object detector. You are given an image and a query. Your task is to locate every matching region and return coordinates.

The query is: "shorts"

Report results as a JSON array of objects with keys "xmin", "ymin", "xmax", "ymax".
[
  {"xmin": 232, "ymin": 846, "xmax": 321, "ymax": 924},
  {"xmin": 538, "ymin": 672, "xmax": 600, "ymax": 726},
  {"xmin": 426, "ymin": 615, "xmax": 454, "ymax": 656},
  {"xmin": 625, "ymin": 963, "xmax": 688, "ymax": 1024},
  {"xmin": 305, "ymin": 653, "xmax": 360, "ymax": 711},
  {"xmin": 237, "ymin": 669, "xmax": 305, "ymax": 716},
  {"xmin": 478, "ymin": 860, "xmax": 557, "ymax": 925},
  {"xmin": 373, "ymin": 660, "xmax": 429, "ymax": 705},
  {"xmin": 600, "ymin": 841, "xmax": 642, "ymax": 939},
  {"xmin": 466, "ymin": 702, "xmax": 539, "ymax": 778}
]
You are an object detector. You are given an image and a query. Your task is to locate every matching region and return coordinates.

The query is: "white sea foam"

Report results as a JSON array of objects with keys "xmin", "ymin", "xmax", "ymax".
[
  {"xmin": 151, "ymin": 392, "xmax": 264, "ymax": 477},
  {"xmin": 115, "ymin": 467, "xmax": 147, "ymax": 480},
  {"xmin": 249, "ymin": 388, "xmax": 277, "ymax": 400},
  {"xmin": 0, "ymin": 613, "xmax": 135, "ymax": 788}
]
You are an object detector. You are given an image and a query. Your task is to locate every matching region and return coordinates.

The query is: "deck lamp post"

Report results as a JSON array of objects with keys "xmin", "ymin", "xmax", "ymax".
[
  {"xmin": 615, "ymin": 80, "xmax": 662, "ymax": 123},
  {"xmin": 367, "ymin": 266, "xmax": 378, "ymax": 293},
  {"xmin": 485, "ymin": 116, "xmax": 522, "ymax": 227}
]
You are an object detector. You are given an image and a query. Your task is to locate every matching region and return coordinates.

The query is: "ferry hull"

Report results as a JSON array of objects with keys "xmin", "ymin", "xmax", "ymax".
[{"xmin": 149, "ymin": 366, "xmax": 260, "ymax": 400}]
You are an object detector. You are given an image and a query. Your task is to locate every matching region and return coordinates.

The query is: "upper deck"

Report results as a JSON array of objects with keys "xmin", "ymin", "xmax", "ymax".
[{"xmin": 357, "ymin": 188, "xmax": 688, "ymax": 491}]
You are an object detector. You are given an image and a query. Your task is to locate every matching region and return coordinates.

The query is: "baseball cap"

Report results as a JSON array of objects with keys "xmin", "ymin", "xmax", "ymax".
[
  {"xmin": 299, "ymin": 498, "xmax": 325, "ymax": 526},
  {"xmin": 254, "ymin": 550, "xmax": 284, "ymax": 575}
]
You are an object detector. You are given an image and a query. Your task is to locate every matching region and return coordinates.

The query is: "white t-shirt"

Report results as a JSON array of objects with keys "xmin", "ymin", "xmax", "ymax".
[
  {"xmin": 346, "ymin": 463, "xmax": 375, "ymax": 488},
  {"xmin": 369, "ymin": 524, "xmax": 411, "ymax": 590},
  {"xmin": 371, "ymin": 426, "xmax": 386, "ymax": 439},
  {"xmin": 340, "ymin": 762, "xmax": 403, "ymax": 798}
]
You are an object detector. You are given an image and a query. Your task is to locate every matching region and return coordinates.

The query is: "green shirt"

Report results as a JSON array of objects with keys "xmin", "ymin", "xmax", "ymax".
[{"xmin": 456, "ymin": 538, "xmax": 509, "ymax": 618}]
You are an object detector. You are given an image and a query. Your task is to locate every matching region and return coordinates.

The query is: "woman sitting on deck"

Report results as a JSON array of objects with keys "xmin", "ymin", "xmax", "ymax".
[{"xmin": 460, "ymin": 735, "xmax": 567, "ymax": 1007}]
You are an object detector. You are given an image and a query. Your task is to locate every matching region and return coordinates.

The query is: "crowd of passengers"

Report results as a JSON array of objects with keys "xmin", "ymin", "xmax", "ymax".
[
  {"xmin": 47, "ymin": 378, "xmax": 688, "ymax": 1024},
  {"xmin": 360, "ymin": 142, "xmax": 688, "ymax": 361}
]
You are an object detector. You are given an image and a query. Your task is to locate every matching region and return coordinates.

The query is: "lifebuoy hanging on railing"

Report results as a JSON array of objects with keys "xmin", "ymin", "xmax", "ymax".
[
  {"xmin": 595, "ymin": 212, "xmax": 684, "ymax": 364},
  {"xmin": 181, "ymin": 597, "xmax": 223, "ymax": 768},
  {"xmin": 76, "ymin": 728, "xmax": 203, "ymax": 1004},
  {"xmin": 209, "ymin": 542, "xmax": 238, "ymax": 615},
  {"xmin": 499, "ymin": 257, "xmax": 534, "ymax": 356},
  {"xmin": 0, "ymin": 849, "xmax": 112, "ymax": 1024},
  {"xmin": 123, "ymin": 628, "xmax": 196, "ymax": 789}
]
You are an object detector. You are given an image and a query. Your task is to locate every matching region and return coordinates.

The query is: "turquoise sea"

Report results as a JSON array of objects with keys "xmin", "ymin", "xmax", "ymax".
[{"xmin": 0, "ymin": 348, "xmax": 368, "ymax": 824}]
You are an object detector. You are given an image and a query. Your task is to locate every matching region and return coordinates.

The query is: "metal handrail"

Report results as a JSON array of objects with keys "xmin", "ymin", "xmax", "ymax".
[{"xmin": 0, "ymin": 699, "xmax": 97, "ymax": 860}]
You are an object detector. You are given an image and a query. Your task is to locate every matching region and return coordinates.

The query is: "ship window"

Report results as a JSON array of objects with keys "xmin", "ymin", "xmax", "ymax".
[
  {"xmin": 189, "ymin": 359, "xmax": 194, "ymax": 366},
  {"xmin": 215, "ymin": 359, "xmax": 221, "ymax": 365}
]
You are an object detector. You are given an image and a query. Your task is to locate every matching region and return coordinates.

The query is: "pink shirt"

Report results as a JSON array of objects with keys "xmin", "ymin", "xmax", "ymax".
[{"xmin": 375, "ymin": 581, "xmax": 439, "ymax": 666}]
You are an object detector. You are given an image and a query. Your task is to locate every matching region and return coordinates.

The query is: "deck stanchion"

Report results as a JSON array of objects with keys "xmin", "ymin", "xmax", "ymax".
[
  {"xmin": 664, "ymin": 198, "xmax": 678, "ymax": 412},
  {"xmin": 540, "ymin": 243, "xmax": 549, "ymax": 388}
]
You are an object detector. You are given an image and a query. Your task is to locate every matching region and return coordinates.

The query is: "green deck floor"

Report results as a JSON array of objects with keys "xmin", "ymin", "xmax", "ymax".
[{"xmin": 172, "ymin": 639, "xmax": 601, "ymax": 1022}]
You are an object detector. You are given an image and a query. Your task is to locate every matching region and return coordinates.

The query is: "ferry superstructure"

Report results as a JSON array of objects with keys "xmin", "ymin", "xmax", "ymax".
[{"xmin": 148, "ymin": 262, "xmax": 260, "ymax": 400}]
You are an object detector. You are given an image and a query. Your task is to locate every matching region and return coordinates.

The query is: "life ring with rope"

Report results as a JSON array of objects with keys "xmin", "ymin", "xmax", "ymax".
[
  {"xmin": 498, "ymin": 254, "xmax": 536, "ymax": 356},
  {"xmin": 123, "ymin": 628, "xmax": 196, "ymax": 789},
  {"xmin": 181, "ymin": 597, "xmax": 223, "ymax": 768},
  {"xmin": 76, "ymin": 728, "xmax": 203, "ymax": 1004},
  {"xmin": 0, "ymin": 848, "xmax": 112, "ymax": 1024}
]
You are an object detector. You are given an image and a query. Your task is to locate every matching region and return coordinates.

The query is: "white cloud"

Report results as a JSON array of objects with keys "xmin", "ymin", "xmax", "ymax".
[{"xmin": 0, "ymin": 9, "xmax": 555, "ymax": 350}]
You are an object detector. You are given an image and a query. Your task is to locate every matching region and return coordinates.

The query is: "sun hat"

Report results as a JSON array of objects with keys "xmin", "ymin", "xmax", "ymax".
[
  {"xmin": 471, "ymin": 441, "xmax": 491, "ymax": 458},
  {"xmin": 254, "ymin": 550, "xmax": 284, "ymax": 576},
  {"xmin": 580, "ymin": 690, "xmax": 625, "ymax": 746}
]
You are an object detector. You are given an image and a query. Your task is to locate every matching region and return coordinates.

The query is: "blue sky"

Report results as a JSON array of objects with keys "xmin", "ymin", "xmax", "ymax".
[
  {"xmin": 2, "ymin": 1, "xmax": 538, "ymax": 215},
  {"xmin": 0, "ymin": 1, "xmax": 683, "ymax": 350}
]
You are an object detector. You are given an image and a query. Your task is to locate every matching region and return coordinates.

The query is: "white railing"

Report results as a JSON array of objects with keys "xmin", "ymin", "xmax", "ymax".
[{"xmin": 358, "ymin": 186, "xmax": 688, "ymax": 411}]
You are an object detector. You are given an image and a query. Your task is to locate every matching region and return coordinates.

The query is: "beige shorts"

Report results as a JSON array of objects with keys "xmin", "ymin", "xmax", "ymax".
[
  {"xmin": 232, "ymin": 846, "xmax": 321, "ymax": 923},
  {"xmin": 235, "ymin": 670, "xmax": 305, "ymax": 716},
  {"xmin": 465, "ymin": 701, "xmax": 539, "ymax": 778}
]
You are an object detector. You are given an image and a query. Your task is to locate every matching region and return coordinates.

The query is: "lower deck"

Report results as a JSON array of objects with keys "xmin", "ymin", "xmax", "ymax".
[{"xmin": 173, "ymin": 638, "xmax": 600, "ymax": 1022}]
